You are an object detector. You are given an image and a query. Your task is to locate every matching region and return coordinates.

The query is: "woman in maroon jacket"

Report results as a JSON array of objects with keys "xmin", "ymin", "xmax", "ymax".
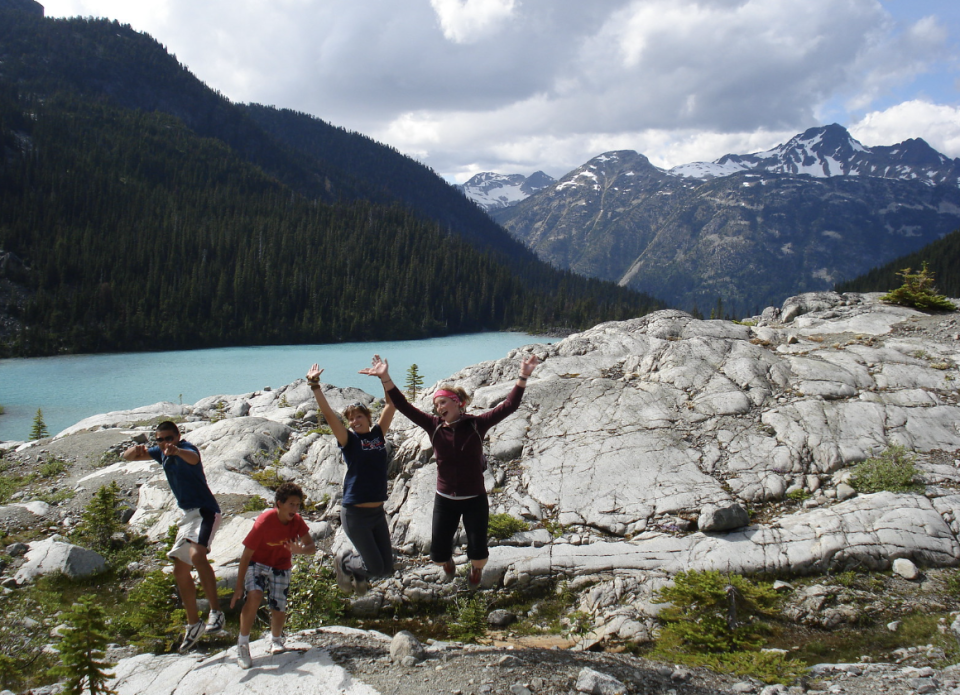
[{"xmin": 366, "ymin": 353, "xmax": 539, "ymax": 588}]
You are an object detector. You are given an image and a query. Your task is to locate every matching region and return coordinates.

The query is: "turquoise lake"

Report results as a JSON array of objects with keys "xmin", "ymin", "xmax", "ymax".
[{"xmin": 0, "ymin": 332, "xmax": 556, "ymax": 442}]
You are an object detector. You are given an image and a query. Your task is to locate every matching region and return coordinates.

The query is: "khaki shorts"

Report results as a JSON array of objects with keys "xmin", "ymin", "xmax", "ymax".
[{"xmin": 167, "ymin": 508, "xmax": 221, "ymax": 566}]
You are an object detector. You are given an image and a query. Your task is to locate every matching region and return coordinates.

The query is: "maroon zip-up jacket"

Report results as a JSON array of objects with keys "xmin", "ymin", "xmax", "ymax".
[{"xmin": 387, "ymin": 384, "xmax": 526, "ymax": 497}]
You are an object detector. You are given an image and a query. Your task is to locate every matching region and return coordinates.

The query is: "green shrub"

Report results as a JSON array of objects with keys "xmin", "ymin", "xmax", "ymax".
[
  {"xmin": 698, "ymin": 650, "xmax": 808, "ymax": 685},
  {"xmin": 71, "ymin": 482, "xmax": 124, "ymax": 554},
  {"xmin": 448, "ymin": 595, "xmax": 488, "ymax": 643},
  {"xmin": 880, "ymin": 263, "xmax": 956, "ymax": 311},
  {"xmin": 48, "ymin": 595, "xmax": 116, "ymax": 695},
  {"xmin": 97, "ymin": 450, "xmax": 122, "ymax": 468},
  {"xmin": 849, "ymin": 445, "xmax": 922, "ymax": 494},
  {"xmin": 39, "ymin": 457, "xmax": 70, "ymax": 478},
  {"xmin": 242, "ymin": 495, "xmax": 270, "ymax": 512},
  {"xmin": 251, "ymin": 466, "xmax": 283, "ymax": 490},
  {"xmin": 285, "ymin": 556, "xmax": 346, "ymax": 632},
  {"xmin": 119, "ymin": 570, "xmax": 185, "ymax": 653},
  {"xmin": 653, "ymin": 570, "xmax": 780, "ymax": 654},
  {"xmin": 786, "ymin": 489, "xmax": 810, "ymax": 502},
  {"xmin": 488, "ymin": 513, "xmax": 527, "ymax": 540},
  {"xmin": 209, "ymin": 401, "xmax": 226, "ymax": 423},
  {"xmin": 652, "ymin": 570, "xmax": 805, "ymax": 685}
]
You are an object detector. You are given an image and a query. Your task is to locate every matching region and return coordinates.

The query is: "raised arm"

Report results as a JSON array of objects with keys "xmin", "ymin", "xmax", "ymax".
[
  {"xmin": 517, "ymin": 353, "xmax": 540, "ymax": 386},
  {"xmin": 306, "ymin": 364, "xmax": 350, "ymax": 447},
  {"xmin": 358, "ymin": 354, "xmax": 393, "ymax": 395},
  {"xmin": 377, "ymin": 390, "xmax": 396, "ymax": 433},
  {"xmin": 360, "ymin": 354, "xmax": 435, "ymax": 431}
]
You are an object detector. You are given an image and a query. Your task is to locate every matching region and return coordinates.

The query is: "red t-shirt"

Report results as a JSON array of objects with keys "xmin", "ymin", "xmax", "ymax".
[{"xmin": 243, "ymin": 508, "xmax": 310, "ymax": 570}]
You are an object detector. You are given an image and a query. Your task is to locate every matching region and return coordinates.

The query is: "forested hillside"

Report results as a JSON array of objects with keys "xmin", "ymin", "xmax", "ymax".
[
  {"xmin": 835, "ymin": 228, "xmax": 960, "ymax": 298},
  {"xmin": 243, "ymin": 105, "xmax": 535, "ymax": 258},
  {"xmin": 0, "ymin": 11, "xmax": 662, "ymax": 356}
]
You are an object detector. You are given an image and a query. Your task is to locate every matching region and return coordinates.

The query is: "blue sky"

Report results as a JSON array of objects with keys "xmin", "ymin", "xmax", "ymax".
[{"xmin": 41, "ymin": 0, "xmax": 960, "ymax": 182}]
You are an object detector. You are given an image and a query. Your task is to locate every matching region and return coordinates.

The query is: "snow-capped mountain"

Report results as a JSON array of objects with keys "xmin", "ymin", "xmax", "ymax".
[
  {"xmin": 494, "ymin": 125, "xmax": 960, "ymax": 313},
  {"xmin": 459, "ymin": 171, "xmax": 555, "ymax": 212},
  {"xmin": 670, "ymin": 124, "xmax": 960, "ymax": 187}
]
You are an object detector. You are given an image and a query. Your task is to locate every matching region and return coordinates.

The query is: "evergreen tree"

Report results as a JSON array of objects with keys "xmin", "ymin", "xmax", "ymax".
[
  {"xmin": 72, "ymin": 481, "xmax": 123, "ymax": 554},
  {"xmin": 405, "ymin": 364, "xmax": 424, "ymax": 399},
  {"xmin": 30, "ymin": 407, "xmax": 48, "ymax": 440},
  {"xmin": 48, "ymin": 595, "xmax": 116, "ymax": 695}
]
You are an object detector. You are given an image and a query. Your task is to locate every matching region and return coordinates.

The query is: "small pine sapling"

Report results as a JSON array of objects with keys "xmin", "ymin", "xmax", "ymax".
[
  {"xmin": 30, "ymin": 407, "xmax": 48, "ymax": 440},
  {"xmin": 49, "ymin": 595, "xmax": 116, "ymax": 695},
  {"xmin": 880, "ymin": 262, "xmax": 956, "ymax": 311}
]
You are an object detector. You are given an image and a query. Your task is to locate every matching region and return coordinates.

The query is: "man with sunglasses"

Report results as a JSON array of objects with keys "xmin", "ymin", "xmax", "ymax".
[{"xmin": 123, "ymin": 421, "xmax": 223, "ymax": 653}]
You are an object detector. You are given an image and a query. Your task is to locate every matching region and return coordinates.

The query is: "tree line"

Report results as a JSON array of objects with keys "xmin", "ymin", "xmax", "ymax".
[{"xmin": 0, "ymin": 91, "xmax": 661, "ymax": 356}]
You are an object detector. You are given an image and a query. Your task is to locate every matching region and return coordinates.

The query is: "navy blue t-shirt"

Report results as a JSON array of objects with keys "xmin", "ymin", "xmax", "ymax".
[
  {"xmin": 339, "ymin": 424, "xmax": 389, "ymax": 505},
  {"xmin": 148, "ymin": 440, "xmax": 220, "ymax": 513}
]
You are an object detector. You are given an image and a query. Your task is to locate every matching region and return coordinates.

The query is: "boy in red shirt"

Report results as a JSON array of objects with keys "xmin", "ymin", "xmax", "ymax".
[{"xmin": 230, "ymin": 482, "xmax": 316, "ymax": 669}]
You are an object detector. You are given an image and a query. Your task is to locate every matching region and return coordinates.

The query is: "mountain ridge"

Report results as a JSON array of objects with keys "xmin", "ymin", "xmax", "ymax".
[{"xmin": 494, "ymin": 124, "xmax": 960, "ymax": 314}]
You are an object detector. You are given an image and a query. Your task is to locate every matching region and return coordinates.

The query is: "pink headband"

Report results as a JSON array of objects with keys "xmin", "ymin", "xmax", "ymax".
[{"xmin": 433, "ymin": 389, "xmax": 461, "ymax": 404}]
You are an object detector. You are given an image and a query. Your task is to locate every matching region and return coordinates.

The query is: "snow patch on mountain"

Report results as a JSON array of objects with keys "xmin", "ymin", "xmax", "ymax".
[{"xmin": 459, "ymin": 171, "xmax": 555, "ymax": 212}]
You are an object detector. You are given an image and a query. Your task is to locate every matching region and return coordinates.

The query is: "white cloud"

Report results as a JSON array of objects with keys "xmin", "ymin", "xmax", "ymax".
[
  {"xmin": 850, "ymin": 101, "xmax": 960, "ymax": 158},
  {"xmin": 429, "ymin": 0, "xmax": 517, "ymax": 44},
  {"xmin": 39, "ymin": 0, "xmax": 960, "ymax": 179},
  {"xmin": 41, "ymin": 0, "xmax": 170, "ymax": 28}
]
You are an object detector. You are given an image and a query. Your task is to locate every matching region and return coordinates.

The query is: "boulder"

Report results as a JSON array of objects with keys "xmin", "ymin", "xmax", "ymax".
[
  {"xmin": 892, "ymin": 557, "xmax": 920, "ymax": 580},
  {"xmin": 15, "ymin": 538, "xmax": 106, "ymax": 584},
  {"xmin": 698, "ymin": 503, "xmax": 750, "ymax": 532},
  {"xmin": 575, "ymin": 667, "xmax": 626, "ymax": 695},
  {"xmin": 389, "ymin": 630, "xmax": 425, "ymax": 663}
]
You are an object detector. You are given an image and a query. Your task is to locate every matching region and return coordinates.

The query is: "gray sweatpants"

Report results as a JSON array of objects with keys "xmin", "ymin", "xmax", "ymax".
[{"xmin": 340, "ymin": 504, "xmax": 394, "ymax": 580}]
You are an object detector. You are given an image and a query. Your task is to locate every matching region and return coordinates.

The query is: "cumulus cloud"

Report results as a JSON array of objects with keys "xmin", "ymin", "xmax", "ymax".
[
  {"xmin": 850, "ymin": 101, "xmax": 960, "ymax": 158},
  {"xmin": 40, "ymin": 0, "xmax": 960, "ymax": 179},
  {"xmin": 430, "ymin": 0, "xmax": 517, "ymax": 44}
]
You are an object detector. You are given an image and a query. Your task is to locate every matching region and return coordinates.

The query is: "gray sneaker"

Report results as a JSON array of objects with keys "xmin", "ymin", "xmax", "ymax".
[
  {"xmin": 237, "ymin": 643, "xmax": 252, "ymax": 669},
  {"xmin": 353, "ymin": 575, "xmax": 369, "ymax": 597},
  {"xmin": 178, "ymin": 622, "xmax": 204, "ymax": 653},
  {"xmin": 333, "ymin": 554, "xmax": 355, "ymax": 595},
  {"xmin": 205, "ymin": 609, "xmax": 224, "ymax": 634},
  {"xmin": 269, "ymin": 638, "xmax": 286, "ymax": 655}
]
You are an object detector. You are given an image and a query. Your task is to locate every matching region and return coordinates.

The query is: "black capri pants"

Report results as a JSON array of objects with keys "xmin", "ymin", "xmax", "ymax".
[{"xmin": 430, "ymin": 493, "xmax": 489, "ymax": 562}]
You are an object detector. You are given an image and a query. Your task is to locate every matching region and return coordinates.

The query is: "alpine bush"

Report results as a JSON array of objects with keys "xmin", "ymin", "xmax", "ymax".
[
  {"xmin": 488, "ymin": 513, "xmax": 527, "ymax": 540},
  {"xmin": 849, "ymin": 445, "xmax": 922, "ymax": 494},
  {"xmin": 880, "ymin": 263, "xmax": 956, "ymax": 311},
  {"xmin": 285, "ymin": 556, "xmax": 345, "ymax": 631}
]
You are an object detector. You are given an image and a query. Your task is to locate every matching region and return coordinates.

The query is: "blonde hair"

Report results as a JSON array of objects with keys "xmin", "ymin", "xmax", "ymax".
[{"xmin": 432, "ymin": 383, "xmax": 471, "ymax": 413}]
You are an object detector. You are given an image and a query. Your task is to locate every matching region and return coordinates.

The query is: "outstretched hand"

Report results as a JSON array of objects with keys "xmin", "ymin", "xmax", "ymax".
[
  {"xmin": 306, "ymin": 363, "xmax": 324, "ymax": 382},
  {"xmin": 358, "ymin": 354, "xmax": 390, "ymax": 381},
  {"xmin": 519, "ymin": 354, "xmax": 540, "ymax": 379}
]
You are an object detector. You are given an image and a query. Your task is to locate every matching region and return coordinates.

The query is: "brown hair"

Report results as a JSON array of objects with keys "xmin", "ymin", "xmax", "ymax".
[
  {"xmin": 275, "ymin": 482, "xmax": 304, "ymax": 505},
  {"xmin": 342, "ymin": 402, "xmax": 372, "ymax": 426},
  {"xmin": 432, "ymin": 383, "xmax": 471, "ymax": 413}
]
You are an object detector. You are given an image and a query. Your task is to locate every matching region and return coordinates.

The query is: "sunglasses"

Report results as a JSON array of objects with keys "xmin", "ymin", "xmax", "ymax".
[{"xmin": 155, "ymin": 434, "xmax": 176, "ymax": 443}]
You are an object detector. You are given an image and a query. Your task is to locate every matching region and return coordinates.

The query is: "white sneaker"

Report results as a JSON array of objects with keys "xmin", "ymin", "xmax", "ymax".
[
  {"xmin": 179, "ymin": 622, "xmax": 204, "ymax": 653},
  {"xmin": 269, "ymin": 638, "xmax": 286, "ymax": 654},
  {"xmin": 237, "ymin": 643, "xmax": 252, "ymax": 669},
  {"xmin": 205, "ymin": 610, "xmax": 224, "ymax": 634}
]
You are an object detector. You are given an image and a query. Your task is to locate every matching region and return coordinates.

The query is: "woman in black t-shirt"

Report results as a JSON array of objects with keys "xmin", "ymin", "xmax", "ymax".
[{"xmin": 307, "ymin": 363, "xmax": 395, "ymax": 596}]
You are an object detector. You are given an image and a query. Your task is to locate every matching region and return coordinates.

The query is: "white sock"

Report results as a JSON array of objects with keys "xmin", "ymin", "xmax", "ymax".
[{"xmin": 238, "ymin": 634, "xmax": 250, "ymax": 646}]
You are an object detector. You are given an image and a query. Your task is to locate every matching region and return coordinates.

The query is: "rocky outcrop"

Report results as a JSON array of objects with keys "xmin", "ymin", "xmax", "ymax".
[
  {"xmin": 109, "ymin": 636, "xmax": 379, "ymax": 695},
  {"xmin": 17, "ymin": 292, "xmax": 960, "ymax": 653}
]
